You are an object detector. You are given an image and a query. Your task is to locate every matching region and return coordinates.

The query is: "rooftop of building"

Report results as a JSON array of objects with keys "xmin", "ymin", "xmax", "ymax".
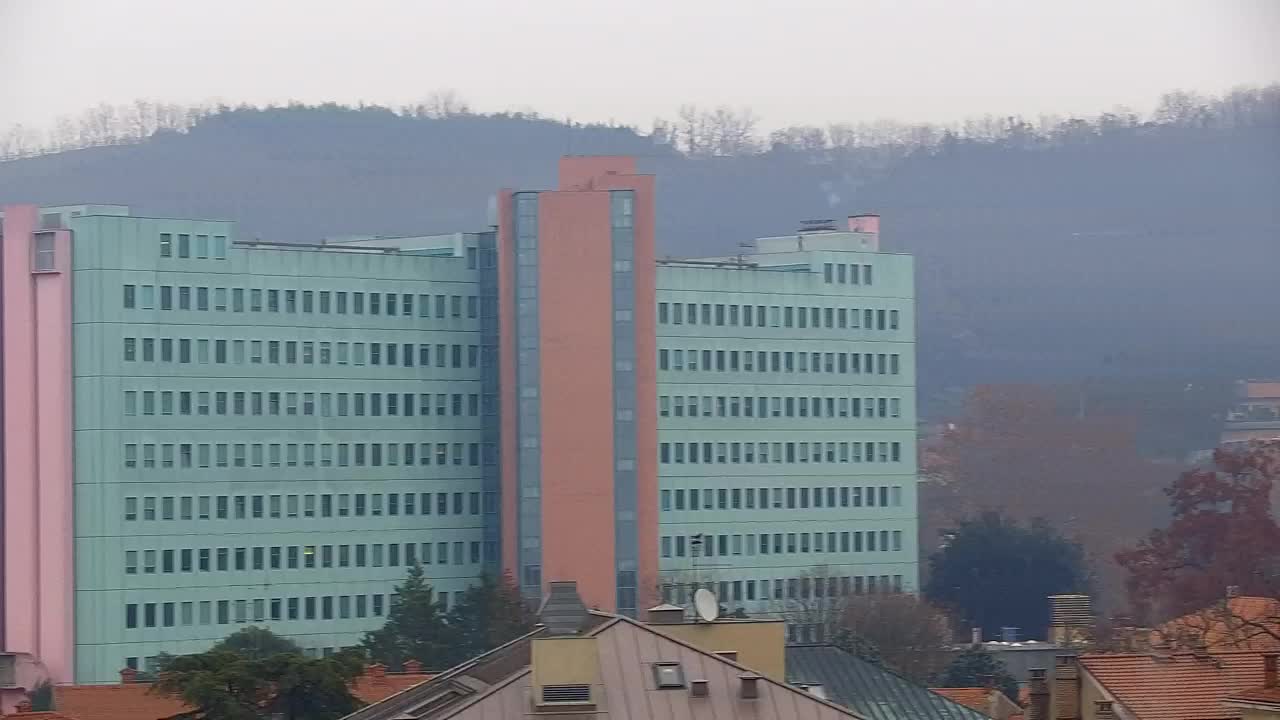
[
  {"xmin": 1153, "ymin": 595, "xmax": 1280, "ymax": 652},
  {"xmin": 928, "ymin": 687, "xmax": 1023, "ymax": 719},
  {"xmin": 0, "ymin": 665, "xmax": 432, "ymax": 720},
  {"xmin": 785, "ymin": 644, "xmax": 991, "ymax": 720},
  {"xmin": 1079, "ymin": 650, "xmax": 1272, "ymax": 720},
  {"xmin": 345, "ymin": 609, "xmax": 859, "ymax": 720}
]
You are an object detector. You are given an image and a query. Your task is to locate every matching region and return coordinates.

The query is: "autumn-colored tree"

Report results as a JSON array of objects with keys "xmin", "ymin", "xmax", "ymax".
[
  {"xmin": 922, "ymin": 385, "xmax": 1172, "ymax": 605},
  {"xmin": 1116, "ymin": 441, "xmax": 1280, "ymax": 621}
]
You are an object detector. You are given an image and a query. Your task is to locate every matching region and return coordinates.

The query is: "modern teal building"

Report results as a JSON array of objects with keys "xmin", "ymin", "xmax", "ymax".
[
  {"xmin": 654, "ymin": 220, "xmax": 918, "ymax": 635},
  {"xmin": 2, "ymin": 177, "xmax": 917, "ymax": 685}
]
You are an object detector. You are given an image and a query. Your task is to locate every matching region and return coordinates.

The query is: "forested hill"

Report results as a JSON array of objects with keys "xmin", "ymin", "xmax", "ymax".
[{"xmin": 1, "ymin": 94, "xmax": 1277, "ymax": 408}]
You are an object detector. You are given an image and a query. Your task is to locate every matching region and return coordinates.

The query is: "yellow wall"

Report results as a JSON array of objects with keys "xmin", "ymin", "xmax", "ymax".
[
  {"xmin": 650, "ymin": 620, "xmax": 786, "ymax": 680},
  {"xmin": 532, "ymin": 636, "xmax": 600, "ymax": 688}
]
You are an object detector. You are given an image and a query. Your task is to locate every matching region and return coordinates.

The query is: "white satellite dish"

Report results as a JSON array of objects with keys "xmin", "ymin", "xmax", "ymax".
[{"xmin": 693, "ymin": 588, "xmax": 720, "ymax": 623}]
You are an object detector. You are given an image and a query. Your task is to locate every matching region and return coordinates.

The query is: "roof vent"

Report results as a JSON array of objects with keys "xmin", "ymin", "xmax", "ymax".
[
  {"xmin": 689, "ymin": 679, "xmax": 709, "ymax": 697},
  {"xmin": 541, "ymin": 684, "xmax": 591, "ymax": 704},
  {"xmin": 646, "ymin": 603, "xmax": 686, "ymax": 625},
  {"xmin": 802, "ymin": 683, "xmax": 827, "ymax": 700},
  {"xmin": 739, "ymin": 672, "xmax": 762, "ymax": 699},
  {"xmin": 713, "ymin": 650, "xmax": 738, "ymax": 662}
]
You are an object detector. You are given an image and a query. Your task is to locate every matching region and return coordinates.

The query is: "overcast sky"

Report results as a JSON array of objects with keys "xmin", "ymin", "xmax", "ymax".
[{"xmin": 2, "ymin": 0, "xmax": 1277, "ymax": 133}]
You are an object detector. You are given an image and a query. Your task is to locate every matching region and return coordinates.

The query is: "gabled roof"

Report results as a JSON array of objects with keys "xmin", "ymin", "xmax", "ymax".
[
  {"xmin": 785, "ymin": 645, "xmax": 990, "ymax": 720},
  {"xmin": 1079, "ymin": 651, "xmax": 1268, "ymax": 720},
  {"xmin": 1154, "ymin": 596, "xmax": 1280, "ymax": 651},
  {"xmin": 347, "ymin": 614, "xmax": 863, "ymax": 720}
]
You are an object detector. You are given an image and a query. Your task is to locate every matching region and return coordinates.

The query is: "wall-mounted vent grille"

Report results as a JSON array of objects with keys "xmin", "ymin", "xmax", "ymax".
[{"xmin": 542, "ymin": 684, "xmax": 591, "ymax": 704}]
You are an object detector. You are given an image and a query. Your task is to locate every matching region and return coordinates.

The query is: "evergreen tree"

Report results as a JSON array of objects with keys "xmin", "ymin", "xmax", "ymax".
[
  {"xmin": 212, "ymin": 625, "xmax": 303, "ymax": 660},
  {"xmin": 361, "ymin": 563, "xmax": 452, "ymax": 669},
  {"xmin": 445, "ymin": 571, "xmax": 536, "ymax": 662},
  {"xmin": 152, "ymin": 641, "xmax": 363, "ymax": 720},
  {"xmin": 936, "ymin": 646, "xmax": 1020, "ymax": 701},
  {"xmin": 925, "ymin": 512, "xmax": 1090, "ymax": 639}
]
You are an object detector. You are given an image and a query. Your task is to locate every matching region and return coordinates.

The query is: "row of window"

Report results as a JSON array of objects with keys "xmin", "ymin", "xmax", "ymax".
[
  {"xmin": 122, "ymin": 337, "xmax": 485, "ymax": 370},
  {"xmin": 124, "ymin": 491, "xmax": 494, "ymax": 522},
  {"xmin": 126, "ymin": 592, "xmax": 394, "ymax": 631},
  {"xmin": 124, "ymin": 539, "xmax": 492, "ymax": 576},
  {"xmin": 660, "ymin": 484, "xmax": 903, "ymax": 512},
  {"xmin": 658, "ymin": 302, "xmax": 899, "ymax": 332},
  {"xmin": 659, "ymin": 348, "xmax": 902, "ymax": 375},
  {"xmin": 156, "ymin": 232, "xmax": 229, "ymax": 260},
  {"xmin": 659, "ymin": 395, "xmax": 902, "ymax": 420},
  {"xmin": 659, "ymin": 440, "xmax": 904, "ymax": 465},
  {"xmin": 123, "ymin": 390, "xmax": 489, "ymax": 419},
  {"xmin": 124, "ymin": 283, "xmax": 487, "ymax": 321},
  {"xmin": 822, "ymin": 262, "xmax": 874, "ymax": 285},
  {"xmin": 662, "ymin": 574, "xmax": 906, "ymax": 605},
  {"xmin": 122, "ymin": 441, "xmax": 494, "ymax": 470},
  {"xmin": 661, "ymin": 529, "xmax": 904, "ymax": 558}
]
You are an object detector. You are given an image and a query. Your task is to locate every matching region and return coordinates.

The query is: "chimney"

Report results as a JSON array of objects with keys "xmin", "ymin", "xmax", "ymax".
[
  {"xmin": 1265, "ymin": 653, "xmax": 1278, "ymax": 689},
  {"xmin": 1094, "ymin": 700, "xmax": 1116, "ymax": 719},
  {"xmin": 1000, "ymin": 626, "xmax": 1019, "ymax": 643},
  {"xmin": 1054, "ymin": 655, "xmax": 1081, "ymax": 720},
  {"xmin": 739, "ymin": 673, "xmax": 761, "ymax": 699},
  {"xmin": 402, "ymin": 659, "xmax": 423, "ymax": 675},
  {"xmin": 538, "ymin": 581, "xmax": 589, "ymax": 636},
  {"xmin": 120, "ymin": 666, "xmax": 139, "ymax": 683},
  {"xmin": 1026, "ymin": 668, "xmax": 1051, "ymax": 720},
  {"xmin": 366, "ymin": 662, "xmax": 387, "ymax": 678},
  {"xmin": 971, "ymin": 627, "xmax": 983, "ymax": 646},
  {"xmin": 1226, "ymin": 585, "xmax": 1241, "ymax": 598},
  {"xmin": 15, "ymin": 700, "xmax": 32, "ymax": 713}
]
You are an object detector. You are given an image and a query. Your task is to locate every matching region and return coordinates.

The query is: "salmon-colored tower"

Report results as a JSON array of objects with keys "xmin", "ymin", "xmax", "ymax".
[{"xmin": 497, "ymin": 157, "xmax": 656, "ymax": 615}]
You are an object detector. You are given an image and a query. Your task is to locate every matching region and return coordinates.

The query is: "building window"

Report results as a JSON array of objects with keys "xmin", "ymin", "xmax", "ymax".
[{"xmin": 32, "ymin": 232, "xmax": 57, "ymax": 272}]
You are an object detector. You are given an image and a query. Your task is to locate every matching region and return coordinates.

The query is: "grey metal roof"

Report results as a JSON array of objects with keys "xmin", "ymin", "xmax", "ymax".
[{"xmin": 786, "ymin": 645, "xmax": 993, "ymax": 720}]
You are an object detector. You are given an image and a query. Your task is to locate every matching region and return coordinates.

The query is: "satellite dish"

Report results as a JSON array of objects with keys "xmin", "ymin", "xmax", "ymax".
[{"xmin": 694, "ymin": 588, "xmax": 720, "ymax": 623}]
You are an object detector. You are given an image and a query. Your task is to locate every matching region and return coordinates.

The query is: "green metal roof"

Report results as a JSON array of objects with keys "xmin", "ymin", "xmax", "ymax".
[{"xmin": 786, "ymin": 645, "xmax": 992, "ymax": 720}]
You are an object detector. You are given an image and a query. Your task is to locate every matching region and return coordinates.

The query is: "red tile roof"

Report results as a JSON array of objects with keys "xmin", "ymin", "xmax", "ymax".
[
  {"xmin": 1080, "ymin": 651, "xmax": 1268, "ymax": 720},
  {"xmin": 1155, "ymin": 597, "xmax": 1280, "ymax": 652},
  {"xmin": 53, "ymin": 684, "xmax": 189, "ymax": 720},
  {"xmin": 930, "ymin": 688, "xmax": 991, "ymax": 713},
  {"xmin": 1227, "ymin": 685, "xmax": 1280, "ymax": 706},
  {"xmin": 3, "ymin": 669, "xmax": 431, "ymax": 720}
]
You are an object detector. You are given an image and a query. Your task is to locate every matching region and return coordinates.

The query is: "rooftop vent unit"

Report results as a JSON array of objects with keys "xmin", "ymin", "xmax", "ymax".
[{"xmin": 798, "ymin": 219, "xmax": 838, "ymax": 234}]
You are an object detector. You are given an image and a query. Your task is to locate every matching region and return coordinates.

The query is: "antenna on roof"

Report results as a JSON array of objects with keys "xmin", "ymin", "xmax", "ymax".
[{"xmin": 694, "ymin": 588, "xmax": 720, "ymax": 623}]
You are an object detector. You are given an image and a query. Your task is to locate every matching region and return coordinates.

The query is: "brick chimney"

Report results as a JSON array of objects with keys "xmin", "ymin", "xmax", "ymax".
[
  {"xmin": 1054, "ymin": 655, "xmax": 1081, "ymax": 720},
  {"xmin": 15, "ymin": 700, "xmax": 32, "ymax": 713},
  {"xmin": 1265, "ymin": 653, "xmax": 1278, "ymax": 689},
  {"xmin": 1026, "ymin": 668, "xmax": 1050, "ymax": 720},
  {"xmin": 403, "ymin": 658, "xmax": 423, "ymax": 675},
  {"xmin": 366, "ymin": 662, "xmax": 387, "ymax": 679},
  {"xmin": 120, "ymin": 666, "xmax": 139, "ymax": 683}
]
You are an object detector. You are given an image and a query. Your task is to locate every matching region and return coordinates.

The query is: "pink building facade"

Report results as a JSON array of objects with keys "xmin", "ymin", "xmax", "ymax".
[
  {"xmin": 1, "ymin": 205, "xmax": 76, "ymax": 705},
  {"xmin": 498, "ymin": 158, "xmax": 657, "ymax": 614}
]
